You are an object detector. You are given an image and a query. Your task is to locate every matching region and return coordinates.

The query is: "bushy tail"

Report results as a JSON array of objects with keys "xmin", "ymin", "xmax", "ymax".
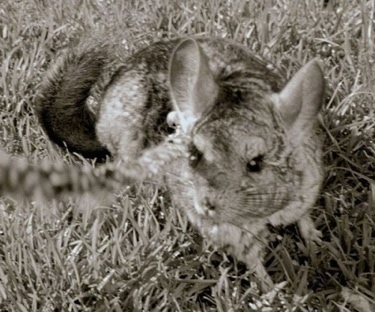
[{"xmin": 36, "ymin": 39, "xmax": 122, "ymax": 159}]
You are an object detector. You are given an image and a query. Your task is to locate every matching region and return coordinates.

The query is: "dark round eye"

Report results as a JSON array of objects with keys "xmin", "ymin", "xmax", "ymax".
[
  {"xmin": 246, "ymin": 156, "xmax": 263, "ymax": 172},
  {"xmin": 188, "ymin": 144, "xmax": 203, "ymax": 168}
]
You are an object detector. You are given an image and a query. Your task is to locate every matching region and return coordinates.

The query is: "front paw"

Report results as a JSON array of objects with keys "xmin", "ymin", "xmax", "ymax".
[{"xmin": 298, "ymin": 215, "xmax": 322, "ymax": 246}]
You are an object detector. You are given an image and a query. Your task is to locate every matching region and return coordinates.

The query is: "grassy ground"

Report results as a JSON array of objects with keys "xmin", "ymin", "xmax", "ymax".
[{"xmin": 0, "ymin": 0, "xmax": 374, "ymax": 311}]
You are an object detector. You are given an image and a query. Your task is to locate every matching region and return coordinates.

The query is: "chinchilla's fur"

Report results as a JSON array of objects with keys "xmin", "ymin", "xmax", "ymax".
[{"xmin": 36, "ymin": 36, "xmax": 325, "ymax": 291}]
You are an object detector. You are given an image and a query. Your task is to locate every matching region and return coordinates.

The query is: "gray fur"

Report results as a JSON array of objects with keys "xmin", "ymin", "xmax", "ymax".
[{"xmin": 36, "ymin": 36, "xmax": 325, "ymax": 291}]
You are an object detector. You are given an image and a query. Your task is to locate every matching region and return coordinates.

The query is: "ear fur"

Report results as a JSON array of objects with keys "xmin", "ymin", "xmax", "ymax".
[
  {"xmin": 274, "ymin": 60, "xmax": 325, "ymax": 131},
  {"xmin": 168, "ymin": 39, "xmax": 218, "ymax": 133}
]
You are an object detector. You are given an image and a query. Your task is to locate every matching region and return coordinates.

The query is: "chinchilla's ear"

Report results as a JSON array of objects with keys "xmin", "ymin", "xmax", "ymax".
[
  {"xmin": 273, "ymin": 60, "xmax": 325, "ymax": 132},
  {"xmin": 168, "ymin": 39, "xmax": 218, "ymax": 133}
]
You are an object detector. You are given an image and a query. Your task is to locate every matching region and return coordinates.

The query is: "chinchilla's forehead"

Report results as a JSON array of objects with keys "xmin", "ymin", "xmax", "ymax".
[
  {"xmin": 192, "ymin": 112, "xmax": 279, "ymax": 157},
  {"xmin": 193, "ymin": 87, "xmax": 278, "ymax": 135}
]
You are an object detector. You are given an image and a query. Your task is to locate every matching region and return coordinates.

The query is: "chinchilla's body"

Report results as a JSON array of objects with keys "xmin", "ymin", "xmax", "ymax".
[{"xmin": 36, "ymin": 36, "xmax": 325, "ymax": 291}]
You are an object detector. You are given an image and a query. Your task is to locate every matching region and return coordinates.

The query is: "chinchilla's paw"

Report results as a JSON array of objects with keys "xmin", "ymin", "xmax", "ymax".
[{"xmin": 298, "ymin": 215, "xmax": 323, "ymax": 246}]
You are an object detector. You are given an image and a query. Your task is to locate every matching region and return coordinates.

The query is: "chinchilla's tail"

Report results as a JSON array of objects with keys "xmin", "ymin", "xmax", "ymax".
[{"xmin": 35, "ymin": 40, "xmax": 122, "ymax": 159}]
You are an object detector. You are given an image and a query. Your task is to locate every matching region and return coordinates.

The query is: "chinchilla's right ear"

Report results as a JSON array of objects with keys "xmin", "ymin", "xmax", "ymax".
[
  {"xmin": 168, "ymin": 39, "xmax": 218, "ymax": 134},
  {"xmin": 273, "ymin": 60, "xmax": 325, "ymax": 135}
]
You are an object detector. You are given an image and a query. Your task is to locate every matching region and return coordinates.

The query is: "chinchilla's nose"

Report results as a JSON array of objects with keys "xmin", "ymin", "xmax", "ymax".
[
  {"xmin": 201, "ymin": 197, "xmax": 216, "ymax": 217},
  {"xmin": 193, "ymin": 196, "xmax": 216, "ymax": 216},
  {"xmin": 202, "ymin": 197, "xmax": 215, "ymax": 211}
]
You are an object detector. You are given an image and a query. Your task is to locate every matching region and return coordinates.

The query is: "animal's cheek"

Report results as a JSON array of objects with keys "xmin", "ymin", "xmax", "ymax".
[
  {"xmin": 239, "ymin": 174, "xmax": 260, "ymax": 190},
  {"xmin": 240, "ymin": 177, "xmax": 252, "ymax": 189}
]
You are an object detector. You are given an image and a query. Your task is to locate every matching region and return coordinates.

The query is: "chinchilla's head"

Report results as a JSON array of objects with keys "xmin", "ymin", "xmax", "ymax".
[{"xmin": 167, "ymin": 38, "xmax": 325, "ymax": 225}]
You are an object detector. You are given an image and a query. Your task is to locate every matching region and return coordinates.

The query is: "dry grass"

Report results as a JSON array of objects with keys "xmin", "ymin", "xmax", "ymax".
[{"xmin": 0, "ymin": 0, "xmax": 374, "ymax": 311}]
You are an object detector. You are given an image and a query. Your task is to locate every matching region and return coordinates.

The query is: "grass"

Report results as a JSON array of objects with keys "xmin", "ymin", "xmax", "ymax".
[{"xmin": 0, "ymin": 0, "xmax": 374, "ymax": 311}]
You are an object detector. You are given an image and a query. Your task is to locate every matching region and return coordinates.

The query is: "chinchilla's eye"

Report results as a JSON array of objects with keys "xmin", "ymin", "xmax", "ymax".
[
  {"xmin": 188, "ymin": 144, "xmax": 203, "ymax": 168},
  {"xmin": 246, "ymin": 155, "xmax": 263, "ymax": 172}
]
